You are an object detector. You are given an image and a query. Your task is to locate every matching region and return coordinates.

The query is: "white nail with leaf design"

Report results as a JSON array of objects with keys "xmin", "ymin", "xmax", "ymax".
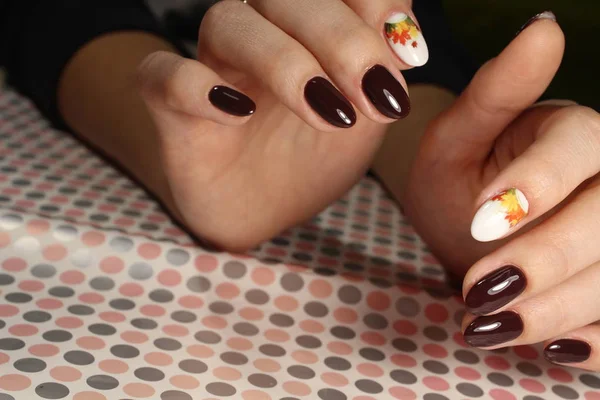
[
  {"xmin": 384, "ymin": 13, "xmax": 429, "ymax": 67},
  {"xmin": 471, "ymin": 188, "xmax": 530, "ymax": 242}
]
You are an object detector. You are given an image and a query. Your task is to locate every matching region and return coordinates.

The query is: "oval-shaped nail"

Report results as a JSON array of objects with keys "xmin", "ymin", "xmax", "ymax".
[
  {"xmin": 362, "ymin": 65, "xmax": 410, "ymax": 119},
  {"xmin": 466, "ymin": 266, "xmax": 526, "ymax": 315},
  {"xmin": 304, "ymin": 77, "xmax": 356, "ymax": 128},
  {"xmin": 545, "ymin": 339, "xmax": 591, "ymax": 364},
  {"xmin": 464, "ymin": 311, "xmax": 524, "ymax": 348},
  {"xmin": 209, "ymin": 86, "xmax": 256, "ymax": 116},
  {"xmin": 471, "ymin": 188, "xmax": 529, "ymax": 242},
  {"xmin": 384, "ymin": 13, "xmax": 429, "ymax": 67}
]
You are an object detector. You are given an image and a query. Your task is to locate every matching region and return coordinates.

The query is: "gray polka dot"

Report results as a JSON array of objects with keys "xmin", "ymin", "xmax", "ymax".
[
  {"xmin": 517, "ymin": 362, "xmax": 542, "ymax": 377},
  {"xmin": 304, "ymin": 301, "xmax": 328, "ymax": 318},
  {"xmin": 552, "ymin": 385, "xmax": 579, "ymax": 399},
  {"xmin": 233, "ymin": 322, "xmax": 259, "ymax": 336},
  {"xmin": 149, "ymin": 289, "xmax": 174, "ymax": 303},
  {"xmin": 296, "ymin": 335, "xmax": 321, "ymax": 349},
  {"xmin": 331, "ymin": 326, "xmax": 356, "ymax": 340},
  {"xmin": 89, "ymin": 277, "xmax": 115, "ymax": 291},
  {"xmin": 223, "ymin": 261, "xmax": 247, "ymax": 279},
  {"xmin": 0, "ymin": 274, "xmax": 15, "ymax": 286},
  {"xmin": 0, "ymin": 320, "xmax": 4, "ymax": 329},
  {"xmin": 87, "ymin": 375, "xmax": 119, "ymax": 390},
  {"xmin": 166, "ymin": 249, "xmax": 190, "ymax": 266},
  {"xmin": 269, "ymin": 314, "xmax": 294, "ymax": 328},
  {"xmin": 135, "ymin": 367, "xmax": 165, "ymax": 382},
  {"xmin": 318, "ymin": 388, "xmax": 347, "ymax": 400},
  {"xmin": 396, "ymin": 296, "xmax": 420, "ymax": 316},
  {"xmin": 48, "ymin": 286, "xmax": 74, "ymax": 298},
  {"xmin": 454, "ymin": 350, "xmax": 479, "ymax": 364},
  {"xmin": 170, "ymin": 310, "xmax": 196, "ymax": 323},
  {"xmin": 356, "ymin": 379, "xmax": 383, "ymax": 394},
  {"xmin": 248, "ymin": 373, "xmax": 277, "ymax": 388},
  {"xmin": 424, "ymin": 326, "xmax": 448, "ymax": 341},
  {"xmin": 35, "ymin": 382, "xmax": 69, "ymax": 399},
  {"xmin": 487, "ymin": 372, "xmax": 514, "ymax": 387},
  {"xmin": 220, "ymin": 352, "xmax": 248, "ymax": 365},
  {"xmin": 288, "ymin": 365, "xmax": 315, "ymax": 379},
  {"xmin": 111, "ymin": 345, "xmax": 140, "ymax": 359},
  {"xmin": 359, "ymin": 348, "xmax": 385, "ymax": 361},
  {"xmin": 109, "ymin": 298, "xmax": 135, "ymax": 310},
  {"xmin": 154, "ymin": 338, "xmax": 182, "ymax": 351},
  {"xmin": 187, "ymin": 276, "xmax": 211, "ymax": 293},
  {"xmin": 0, "ymin": 394, "xmax": 15, "ymax": 400},
  {"xmin": 580, "ymin": 374, "xmax": 600, "ymax": 388},
  {"xmin": 64, "ymin": 350, "xmax": 95, "ymax": 365},
  {"xmin": 14, "ymin": 358, "xmax": 46, "ymax": 372},
  {"xmin": 6, "ymin": 292, "xmax": 32, "ymax": 303},
  {"xmin": 131, "ymin": 318, "xmax": 158, "ymax": 330},
  {"xmin": 161, "ymin": 391, "xmax": 192, "ymax": 400},
  {"xmin": 423, "ymin": 395, "xmax": 450, "ymax": 400},
  {"xmin": 206, "ymin": 382, "xmax": 236, "ymax": 397},
  {"xmin": 281, "ymin": 273, "xmax": 304, "ymax": 292},
  {"xmin": 110, "ymin": 236, "xmax": 134, "ymax": 252},
  {"xmin": 423, "ymin": 360, "xmax": 449, "ymax": 374},
  {"xmin": 524, "ymin": 397, "xmax": 546, "ymax": 400},
  {"xmin": 129, "ymin": 262, "xmax": 153, "ymax": 280},
  {"xmin": 259, "ymin": 344, "xmax": 286, "ymax": 357},
  {"xmin": 53, "ymin": 225, "xmax": 78, "ymax": 242},
  {"xmin": 43, "ymin": 330, "xmax": 72, "ymax": 342},
  {"xmin": 179, "ymin": 359, "xmax": 208, "ymax": 373},
  {"xmin": 245, "ymin": 289, "xmax": 269, "ymax": 305},
  {"xmin": 68, "ymin": 305, "xmax": 94, "ymax": 315},
  {"xmin": 324, "ymin": 357, "xmax": 351, "ymax": 371},
  {"xmin": 338, "ymin": 285, "xmax": 361, "ymax": 304},
  {"xmin": 453, "ymin": 309, "xmax": 466, "ymax": 327},
  {"xmin": 457, "ymin": 383, "xmax": 483, "ymax": 397},
  {"xmin": 23, "ymin": 311, "xmax": 52, "ymax": 323},
  {"xmin": 208, "ymin": 302, "xmax": 231, "ymax": 316},
  {"xmin": 31, "ymin": 264, "xmax": 56, "ymax": 278},
  {"xmin": 392, "ymin": 338, "xmax": 417, "ymax": 352},
  {"xmin": 363, "ymin": 313, "xmax": 388, "ymax": 330},
  {"xmin": 88, "ymin": 324, "xmax": 116, "ymax": 336},
  {"xmin": 194, "ymin": 330, "xmax": 221, "ymax": 344},
  {"xmin": 391, "ymin": 369, "xmax": 417, "ymax": 384},
  {"xmin": 0, "ymin": 214, "xmax": 23, "ymax": 230}
]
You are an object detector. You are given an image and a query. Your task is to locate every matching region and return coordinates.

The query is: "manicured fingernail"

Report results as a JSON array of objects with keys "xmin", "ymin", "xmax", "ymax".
[
  {"xmin": 465, "ymin": 266, "xmax": 526, "ymax": 315},
  {"xmin": 471, "ymin": 188, "xmax": 529, "ymax": 242},
  {"xmin": 362, "ymin": 65, "xmax": 410, "ymax": 119},
  {"xmin": 304, "ymin": 77, "xmax": 356, "ymax": 128},
  {"xmin": 516, "ymin": 11, "xmax": 557, "ymax": 36},
  {"xmin": 385, "ymin": 13, "xmax": 429, "ymax": 67},
  {"xmin": 464, "ymin": 311, "xmax": 524, "ymax": 348},
  {"xmin": 209, "ymin": 86, "xmax": 256, "ymax": 116},
  {"xmin": 545, "ymin": 339, "xmax": 591, "ymax": 364}
]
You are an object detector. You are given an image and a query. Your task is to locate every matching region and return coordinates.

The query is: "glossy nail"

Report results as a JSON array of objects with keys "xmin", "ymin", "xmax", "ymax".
[
  {"xmin": 466, "ymin": 266, "xmax": 526, "ymax": 315},
  {"xmin": 385, "ymin": 13, "xmax": 429, "ymax": 67},
  {"xmin": 471, "ymin": 188, "xmax": 529, "ymax": 242},
  {"xmin": 362, "ymin": 65, "xmax": 410, "ymax": 119},
  {"xmin": 464, "ymin": 311, "xmax": 523, "ymax": 348},
  {"xmin": 209, "ymin": 86, "xmax": 256, "ymax": 117},
  {"xmin": 516, "ymin": 11, "xmax": 557, "ymax": 36},
  {"xmin": 545, "ymin": 339, "xmax": 591, "ymax": 364},
  {"xmin": 304, "ymin": 77, "xmax": 356, "ymax": 128}
]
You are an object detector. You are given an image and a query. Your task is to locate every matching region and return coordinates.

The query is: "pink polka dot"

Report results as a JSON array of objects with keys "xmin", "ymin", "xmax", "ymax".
[
  {"xmin": 254, "ymin": 359, "xmax": 281, "ymax": 373},
  {"xmin": 327, "ymin": 341, "xmax": 353, "ymax": 355},
  {"xmin": 423, "ymin": 344, "xmax": 447, "ymax": 358},
  {"xmin": 485, "ymin": 355, "xmax": 510, "ymax": 370},
  {"xmin": 291, "ymin": 350, "xmax": 318, "ymax": 364},
  {"xmin": 548, "ymin": 367, "xmax": 573, "ymax": 383},
  {"xmin": 299, "ymin": 319, "xmax": 325, "ymax": 333},
  {"xmin": 99, "ymin": 311, "xmax": 126, "ymax": 323},
  {"xmin": 242, "ymin": 390, "xmax": 272, "ymax": 400},
  {"xmin": 60, "ymin": 270, "xmax": 85, "ymax": 285},
  {"xmin": 121, "ymin": 331, "xmax": 149, "ymax": 344},
  {"xmin": 227, "ymin": 337, "xmax": 253, "ymax": 351},
  {"xmin": 163, "ymin": 324, "xmax": 189, "ymax": 337},
  {"xmin": 140, "ymin": 304, "xmax": 165, "ymax": 317},
  {"xmin": 202, "ymin": 316, "xmax": 227, "ymax": 329},
  {"xmin": 361, "ymin": 332, "xmax": 386, "ymax": 346},
  {"xmin": 170, "ymin": 375, "xmax": 200, "ymax": 390},
  {"xmin": 0, "ymin": 374, "xmax": 31, "ymax": 391},
  {"xmin": 145, "ymin": 352, "xmax": 173, "ymax": 366},
  {"xmin": 251, "ymin": 267, "xmax": 275, "ymax": 286},
  {"xmin": 393, "ymin": 320, "xmax": 417, "ymax": 335},
  {"xmin": 334, "ymin": 307, "xmax": 358, "ymax": 324},
  {"xmin": 423, "ymin": 376, "xmax": 450, "ymax": 391},
  {"xmin": 0, "ymin": 305, "xmax": 19, "ymax": 317},
  {"xmin": 100, "ymin": 256, "xmax": 125, "ymax": 274},
  {"xmin": 73, "ymin": 392, "xmax": 107, "ymax": 400},
  {"xmin": 29, "ymin": 344, "xmax": 59, "ymax": 357},
  {"xmin": 138, "ymin": 243, "xmax": 161, "ymax": 259},
  {"xmin": 2, "ymin": 257, "xmax": 26, "ymax": 272},
  {"xmin": 9, "ymin": 324, "xmax": 37, "ymax": 337},
  {"xmin": 425, "ymin": 303, "xmax": 449, "ymax": 323},
  {"xmin": 239, "ymin": 307, "xmax": 263, "ymax": 321},
  {"xmin": 78, "ymin": 292, "xmax": 104, "ymax": 304},
  {"xmin": 264, "ymin": 329, "xmax": 290, "ymax": 343},
  {"xmin": 119, "ymin": 283, "xmax": 144, "ymax": 297},
  {"xmin": 179, "ymin": 295, "xmax": 204, "ymax": 309},
  {"xmin": 213, "ymin": 367, "xmax": 242, "ymax": 381},
  {"xmin": 18, "ymin": 280, "xmax": 44, "ymax": 292},
  {"xmin": 0, "ymin": 353, "xmax": 8, "ymax": 365},
  {"xmin": 56, "ymin": 317, "xmax": 83, "ymax": 329},
  {"xmin": 100, "ymin": 359, "xmax": 129, "ymax": 374},
  {"xmin": 43, "ymin": 244, "xmax": 67, "ymax": 261},
  {"xmin": 124, "ymin": 383, "xmax": 155, "ymax": 398},
  {"xmin": 357, "ymin": 363, "xmax": 384, "ymax": 377},
  {"xmin": 309, "ymin": 279, "xmax": 333, "ymax": 298},
  {"xmin": 187, "ymin": 345, "xmax": 214, "ymax": 358},
  {"xmin": 50, "ymin": 366, "xmax": 82, "ymax": 382},
  {"xmin": 321, "ymin": 372, "xmax": 349, "ymax": 387},
  {"xmin": 283, "ymin": 381, "xmax": 311, "ymax": 396},
  {"xmin": 274, "ymin": 295, "xmax": 298, "ymax": 312},
  {"xmin": 586, "ymin": 392, "xmax": 600, "ymax": 400},
  {"xmin": 514, "ymin": 345, "xmax": 539, "ymax": 360},
  {"xmin": 453, "ymin": 331, "xmax": 467, "ymax": 347},
  {"xmin": 36, "ymin": 298, "xmax": 63, "ymax": 310},
  {"xmin": 389, "ymin": 387, "xmax": 417, "ymax": 400},
  {"xmin": 455, "ymin": 366, "xmax": 481, "ymax": 380},
  {"xmin": 195, "ymin": 255, "xmax": 218, "ymax": 273},
  {"xmin": 490, "ymin": 388, "xmax": 517, "ymax": 400},
  {"xmin": 158, "ymin": 269, "xmax": 182, "ymax": 287},
  {"xmin": 391, "ymin": 354, "xmax": 417, "ymax": 368},
  {"xmin": 213, "ymin": 283, "xmax": 240, "ymax": 300},
  {"xmin": 82, "ymin": 231, "xmax": 105, "ymax": 247},
  {"xmin": 77, "ymin": 336, "xmax": 106, "ymax": 350},
  {"xmin": 519, "ymin": 378, "xmax": 545, "ymax": 393},
  {"xmin": 0, "ymin": 232, "xmax": 11, "ymax": 248},
  {"xmin": 26, "ymin": 220, "xmax": 50, "ymax": 235},
  {"xmin": 115, "ymin": 217, "xmax": 135, "ymax": 227},
  {"xmin": 367, "ymin": 291, "xmax": 391, "ymax": 311}
]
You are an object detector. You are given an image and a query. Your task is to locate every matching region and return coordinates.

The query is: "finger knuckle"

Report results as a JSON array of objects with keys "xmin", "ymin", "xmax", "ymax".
[
  {"xmin": 267, "ymin": 47, "xmax": 317, "ymax": 94},
  {"xmin": 329, "ymin": 25, "xmax": 382, "ymax": 72},
  {"xmin": 161, "ymin": 59, "xmax": 191, "ymax": 110},
  {"xmin": 536, "ymin": 236, "xmax": 571, "ymax": 281}
]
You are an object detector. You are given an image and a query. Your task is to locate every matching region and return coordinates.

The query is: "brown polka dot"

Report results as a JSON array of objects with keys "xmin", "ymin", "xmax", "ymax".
[
  {"xmin": 281, "ymin": 273, "xmax": 304, "ymax": 292},
  {"xmin": 206, "ymin": 382, "xmax": 237, "ymax": 397},
  {"xmin": 170, "ymin": 375, "xmax": 199, "ymax": 390},
  {"xmin": 213, "ymin": 366, "xmax": 242, "ymax": 381},
  {"xmin": 223, "ymin": 261, "xmax": 247, "ymax": 279},
  {"xmin": 50, "ymin": 366, "xmax": 81, "ymax": 382}
]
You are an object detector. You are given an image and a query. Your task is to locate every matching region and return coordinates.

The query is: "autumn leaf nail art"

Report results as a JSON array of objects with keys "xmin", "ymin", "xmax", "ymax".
[
  {"xmin": 384, "ymin": 13, "xmax": 429, "ymax": 67},
  {"xmin": 471, "ymin": 188, "xmax": 530, "ymax": 242}
]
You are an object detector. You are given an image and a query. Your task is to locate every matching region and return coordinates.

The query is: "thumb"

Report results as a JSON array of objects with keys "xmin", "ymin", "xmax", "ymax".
[{"xmin": 426, "ymin": 12, "xmax": 564, "ymax": 163}]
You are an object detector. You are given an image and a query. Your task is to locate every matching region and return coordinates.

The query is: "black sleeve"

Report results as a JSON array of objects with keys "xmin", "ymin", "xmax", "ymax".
[{"xmin": 0, "ymin": 0, "xmax": 185, "ymax": 130}]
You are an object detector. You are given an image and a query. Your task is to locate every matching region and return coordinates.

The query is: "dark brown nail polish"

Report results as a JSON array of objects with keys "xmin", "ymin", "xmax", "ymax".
[
  {"xmin": 465, "ymin": 266, "xmax": 526, "ymax": 315},
  {"xmin": 516, "ymin": 11, "xmax": 557, "ymax": 36},
  {"xmin": 304, "ymin": 77, "xmax": 356, "ymax": 128},
  {"xmin": 464, "ymin": 311, "xmax": 523, "ymax": 348},
  {"xmin": 545, "ymin": 339, "xmax": 591, "ymax": 364},
  {"xmin": 362, "ymin": 65, "xmax": 410, "ymax": 119},
  {"xmin": 209, "ymin": 86, "xmax": 256, "ymax": 117}
]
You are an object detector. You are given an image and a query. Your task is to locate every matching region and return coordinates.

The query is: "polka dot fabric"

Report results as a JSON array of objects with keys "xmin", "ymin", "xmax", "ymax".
[{"xmin": 1, "ymin": 88, "xmax": 599, "ymax": 399}]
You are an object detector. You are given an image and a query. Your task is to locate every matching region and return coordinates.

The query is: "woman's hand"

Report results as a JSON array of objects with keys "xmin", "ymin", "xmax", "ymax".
[
  {"xmin": 136, "ymin": 0, "xmax": 427, "ymax": 251},
  {"xmin": 402, "ymin": 13, "xmax": 600, "ymax": 370}
]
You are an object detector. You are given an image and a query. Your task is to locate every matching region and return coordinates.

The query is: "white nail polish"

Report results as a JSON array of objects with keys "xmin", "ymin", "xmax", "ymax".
[
  {"xmin": 471, "ymin": 189, "xmax": 529, "ymax": 242},
  {"xmin": 385, "ymin": 13, "xmax": 429, "ymax": 67}
]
